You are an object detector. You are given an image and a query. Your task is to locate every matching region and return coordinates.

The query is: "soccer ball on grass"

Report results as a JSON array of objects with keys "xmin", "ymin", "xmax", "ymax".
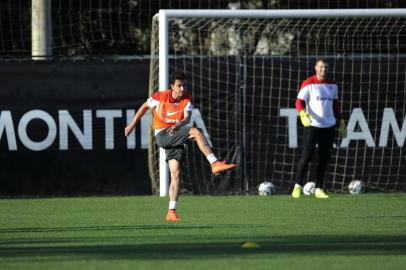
[
  {"xmin": 303, "ymin": 182, "xmax": 316, "ymax": 195},
  {"xmin": 258, "ymin": 181, "xmax": 276, "ymax": 196},
  {"xmin": 348, "ymin": 180, "xmax": 365, "ymax": 194}
]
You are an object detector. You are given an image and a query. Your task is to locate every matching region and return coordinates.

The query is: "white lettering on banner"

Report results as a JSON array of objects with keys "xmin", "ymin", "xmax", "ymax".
[
  {"xmin": 0, "ymin": 109, "xmax": 159, "ymax": 151},
  {"xmin": 340, "ymin": 108, "xmax": 375, "ymax": 148},
  {"xmin": 0, "ymin": 111, "xmax": 17, "ymax": 150},
  {"xmin": 1, "ymin": 108, "xmax": 405, "ymax": 151},
  {"xmin": 96, "ymin": 110, "xmax": 122, "ymax": 150},
  {"xmin": 59, "ymin": 110, "xmax": 93, "ymax": 150},
  {"xmin": 18, "ymin": 110, "xmax": 57, "ymax": 151},
  {"xmin": 126, "ymin": 110, "xmax": 136, "ymax": 149},
  {"xmin": 140, "ymin": 114, "xmax": 149, "ymax": 149},
  {"xmin": 279, "ymin": 108, "xmax": 298, "ymax": 148},
  {"xmin": 379, "ymin": 108, "xmax": 406, "ymax": 147},
  {"xmin": 280, "ymin": 107, "xmax": 405, "ymax": 149}
]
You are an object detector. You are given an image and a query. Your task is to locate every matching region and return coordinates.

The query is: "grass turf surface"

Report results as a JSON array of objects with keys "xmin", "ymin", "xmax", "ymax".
[{"xmin": 0, "ymin": 194, "xmax": 405, "ymax": 270}]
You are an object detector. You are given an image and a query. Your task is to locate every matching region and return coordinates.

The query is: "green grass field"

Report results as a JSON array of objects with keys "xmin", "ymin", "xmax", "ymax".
[{"xmin": 1, "ymin": 194, "xmax": 405, "ymax": 270}]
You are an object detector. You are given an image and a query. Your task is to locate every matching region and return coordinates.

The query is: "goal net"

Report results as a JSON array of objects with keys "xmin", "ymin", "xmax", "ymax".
[{"xmin": 149, "ymin": 10, "xmax": 406, "ymax": 195}]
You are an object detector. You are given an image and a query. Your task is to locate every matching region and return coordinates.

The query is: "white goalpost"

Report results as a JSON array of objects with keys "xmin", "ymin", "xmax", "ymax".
[{"xmin": 150, "ymin": 9, "xmax": 406, "ymax": 196}]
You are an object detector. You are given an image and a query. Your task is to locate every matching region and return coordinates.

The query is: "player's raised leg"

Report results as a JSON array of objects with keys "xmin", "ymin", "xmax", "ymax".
[{"xmin": 188, "ymin": 127, "xmax": 236, "ymax": 174}]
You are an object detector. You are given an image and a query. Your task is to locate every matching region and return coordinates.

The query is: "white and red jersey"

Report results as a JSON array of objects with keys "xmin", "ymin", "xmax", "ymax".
[
  {"xmin": 296, "ymin": 75, "xmax": 339, "ymax": 128},
  {"xmin": 147, "ymin": 90, "xmax": 193, "ymax": 134}
]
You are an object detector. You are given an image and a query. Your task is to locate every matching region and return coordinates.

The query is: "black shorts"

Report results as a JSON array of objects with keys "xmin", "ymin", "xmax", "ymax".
[{"xmin": 155, "ymin": 126, "xmax": 192, "ymax": 162}]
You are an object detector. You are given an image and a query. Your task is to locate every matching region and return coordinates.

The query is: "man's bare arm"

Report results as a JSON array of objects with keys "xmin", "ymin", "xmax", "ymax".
[
  {"xmin": 167, "ymin": 110, "xmax": 192, "ymax": 136},
  {"xmin": 124, "ymin": 102, "xmax": 150, "ymax": 137}
]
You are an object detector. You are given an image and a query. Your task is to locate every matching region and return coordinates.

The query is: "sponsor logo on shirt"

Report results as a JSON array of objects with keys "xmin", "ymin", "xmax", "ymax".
[
  {"xmin": 164, "ymin": 118, "xmax": 179, "ymax": 123},
  {"xmin": 316, "ymin": 96, "xmax": 334, "ymax": 101},
  {"xmin": 166, "ymin": 111, "xmax": 182, "ymax": 116}
]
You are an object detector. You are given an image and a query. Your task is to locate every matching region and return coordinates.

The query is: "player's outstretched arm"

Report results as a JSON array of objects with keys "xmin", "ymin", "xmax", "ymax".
[{"xmin": 124, "ymin": 102, "xmax": 150, "ymax": 137}]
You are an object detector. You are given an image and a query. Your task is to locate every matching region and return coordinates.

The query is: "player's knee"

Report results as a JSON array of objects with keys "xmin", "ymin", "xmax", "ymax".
[
  {"xmin": 171, "ymin": 171, "xmax": 180, "ymax": 181},
  {"xmin": 190, "ymin": 127, "xmax": 203, "ymax": 137},
  {"xmin": 171, "ymin": 175, "xmax": 180, "ymax": 184},
  {"xmin": 189, "ymin": 127, "xmax": 199, "ymax": 137}
]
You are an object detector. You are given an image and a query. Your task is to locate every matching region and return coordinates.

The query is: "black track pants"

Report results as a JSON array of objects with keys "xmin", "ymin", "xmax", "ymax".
[{"xmin": 294, "ymin": 126, "xmax": 335, "ymax": 188}]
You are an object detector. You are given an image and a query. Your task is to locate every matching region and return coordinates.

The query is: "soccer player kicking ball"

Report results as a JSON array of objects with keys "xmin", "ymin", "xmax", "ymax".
[
  {"xmin": 292, "ymin": 59, "xmax": 346, "ymax": 199},
  {"xmin": 125, "ymin": 71, "xmax": 236, "ymax": 221}
]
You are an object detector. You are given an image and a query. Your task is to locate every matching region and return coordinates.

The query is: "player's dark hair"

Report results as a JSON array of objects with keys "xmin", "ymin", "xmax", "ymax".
[
  {"xmin": 170, "ymin": 71, "xmax": 186, "ymax": 85},
  {"xmin": 315, "ymin": 58, "xmax": 328, "ymax": 65}
]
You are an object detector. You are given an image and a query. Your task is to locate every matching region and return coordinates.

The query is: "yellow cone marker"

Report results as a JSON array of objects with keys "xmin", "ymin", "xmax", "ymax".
[{"xmin": 241, "ymin": 241, "xmax": 260, "ymax": 248}]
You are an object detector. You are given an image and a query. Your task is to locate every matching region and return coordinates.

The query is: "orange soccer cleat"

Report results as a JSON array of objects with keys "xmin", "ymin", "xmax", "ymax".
[
  {"xmin": 211, "ymin": 161, "xmax": 236, "ymax": 175},
  {"xmin": 166, "ymin": 209, "xmax": 181, "ymax": 222}
]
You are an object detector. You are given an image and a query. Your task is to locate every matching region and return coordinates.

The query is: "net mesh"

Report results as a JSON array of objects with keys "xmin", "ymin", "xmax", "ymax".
[
  {"xmin": 149, "ymin": 15, "xmax": 406, "ymax": 194},
  {"xmin": 1, "ymin": 0, "xmax": 406, "ymax": 58}
]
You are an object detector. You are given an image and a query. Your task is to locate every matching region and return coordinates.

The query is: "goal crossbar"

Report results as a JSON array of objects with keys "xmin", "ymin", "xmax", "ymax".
[{"xmin": 158, "ymin": 9, "xmax": 406, "ymax": 19}]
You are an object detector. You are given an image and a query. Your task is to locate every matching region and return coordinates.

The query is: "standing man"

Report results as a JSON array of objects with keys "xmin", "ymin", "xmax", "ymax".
[
  {"xmin": 125, "ymin": 71, "xmax": 236, "ymax": 221},
  {"xmin": 291, "ymin": 59, "xmax": 346, "ymax": 199}
]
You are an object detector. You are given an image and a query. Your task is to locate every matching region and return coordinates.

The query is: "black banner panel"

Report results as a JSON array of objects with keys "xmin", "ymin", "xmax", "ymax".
[
  {"xmin": 1, "ymin": 57, "xmax": 405, "ymax": 196},
  {"xmin": 0, "ymin": 61, "xmax": 151, "ymax": 196}
]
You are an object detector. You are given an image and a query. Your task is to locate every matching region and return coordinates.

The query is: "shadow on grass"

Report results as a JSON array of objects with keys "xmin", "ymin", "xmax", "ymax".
[
  {"xmin": 0, "ymin": 224, "xmax": 272, "ymax": 234},
  {"xmin": 1, "ymin": 234, "xmax": 405, "ymax": 261}
]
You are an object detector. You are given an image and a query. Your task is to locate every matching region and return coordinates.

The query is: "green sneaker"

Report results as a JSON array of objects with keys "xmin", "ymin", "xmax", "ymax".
[
  {"xmin": 291, "ymin": 184, "xmax": 302, "ymax": 198},
  {"xmin": 315, "ymin": 188, "xmax": 329, "ymax": 199}
]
